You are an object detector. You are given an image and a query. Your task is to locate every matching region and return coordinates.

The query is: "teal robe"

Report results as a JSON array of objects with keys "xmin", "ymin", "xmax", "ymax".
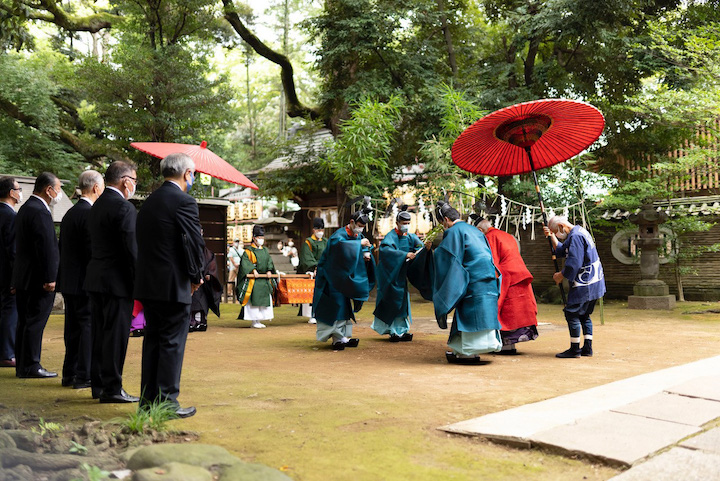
[
  {"xmin": 312, "ymin": 227, "xmax": 376, "ymax": 325},
  {"xmin": 236, "ymin": 245, "xmax": 276, "ymax": 307},
  {"xmin": 373, "ymin": 229, "xmax": 423, "ymax": 324},
  {"xmin": 433, "ymin": 221, "xmax": 501, "ymax": 333},
  {"xmin": 297, "ymin": 235, "xmax": 327, "ymax": 274}
]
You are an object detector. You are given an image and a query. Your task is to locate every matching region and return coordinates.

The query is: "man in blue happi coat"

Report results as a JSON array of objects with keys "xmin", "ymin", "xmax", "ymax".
[
  {"xmin": 313, "ymin": 206, "xmax": 375, "ymax": 350},
  {"xmin": 433, "ymin": 201, "xmax": 501, "ymax": 364},
  {"xmin": 372, "ymin": 209, "xmax": 432, "ymax": 342},
  {"xmin": 544, "ymin": 216, "xmax": 606, "ymax": 358}
]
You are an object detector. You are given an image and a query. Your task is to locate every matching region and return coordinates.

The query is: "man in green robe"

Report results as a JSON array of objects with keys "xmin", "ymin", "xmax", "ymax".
[
  {"xmin": 297, "ymin": 218, "xmax": 327, "ymax": 324},
  {"xmin": 313, "ymin": 209, "xmax": 375, "ymax": 350},
  {"xmin": 433, "ymin": 201, "xmax": 501, "ymax": 364},
  {"xmin": 372, "ymin": 210, "xmax": 430, "ymax": 341},
  {"xmin": 236, "ymin": 225, "xmax": 276, "ymax": 328}
]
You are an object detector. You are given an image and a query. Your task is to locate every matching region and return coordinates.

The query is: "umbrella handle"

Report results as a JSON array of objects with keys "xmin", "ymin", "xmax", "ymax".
[{"xmin": 527, "ymin": 148, "xmax": 567, "ymax": 305}]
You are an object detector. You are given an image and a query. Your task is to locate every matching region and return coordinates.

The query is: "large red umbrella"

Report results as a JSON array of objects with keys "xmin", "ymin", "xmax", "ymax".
[
  {"xmin": 451, "ymin": 99, "xmax": 605, "ymax": 303},
  {"xmin": 130, "ymin": 141, "xmax": 258, "ymax": 190}
]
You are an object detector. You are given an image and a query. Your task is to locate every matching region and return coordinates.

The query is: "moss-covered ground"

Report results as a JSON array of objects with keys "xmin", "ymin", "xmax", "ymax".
[{"xmin": 1, "ymin": 297, "xmax": 719, "ymax": 480}]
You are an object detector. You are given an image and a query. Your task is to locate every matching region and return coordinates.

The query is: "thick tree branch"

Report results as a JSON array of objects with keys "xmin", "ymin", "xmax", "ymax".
[
  {"xmin": 0, "ymin": 96, "xmax": 130, "ymax": 166},
  {"xmin": 17, "ymin": 0, "xmax": 121, "ymax": 33},
  {"xmin": 222, "ymin": 0, "xmax": 322, "ymax": 123}
]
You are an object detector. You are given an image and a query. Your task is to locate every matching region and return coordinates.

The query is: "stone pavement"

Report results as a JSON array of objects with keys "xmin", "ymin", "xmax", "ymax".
[{"xmin": 440, "ymin": 355, "xmax": 720, "ymax": 476}]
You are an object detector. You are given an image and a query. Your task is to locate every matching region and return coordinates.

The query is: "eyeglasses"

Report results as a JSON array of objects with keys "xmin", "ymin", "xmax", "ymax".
[
  {"xmin": 122, "ymin": 175, "xmax": 137, "ymax": 183},
  {"xmin": 11, "ymin": 187, "xmax": 22, "ymax": 192}
]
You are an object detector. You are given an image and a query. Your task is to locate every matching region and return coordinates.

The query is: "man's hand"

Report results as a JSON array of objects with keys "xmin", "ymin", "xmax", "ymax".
[
  {"xmin": 552, "ymin": 272, "xmax": 564, "ymax": 284},
  {"xmin": 43, "ymin": 282, "xmax": 56, "ymax": 292},
  {"xmin": 9, "ymin": 287, "xmax": 15, "ymax": 295},
  {"xmin": 543, "ymin": 226, "xmax": 552, "ymax": 238},
  {"xmin": 191, "ymin": 279, "xmax": 204, "ymax": 294},
  {"xmin": 360, "ymin": 238, "xmax": 371, "ymax": 247},
  {"xmin": 424, "ymin": 241, "xmax": 432, "ymax": 250},
  {"xmin": 406, "ymin": 251, "xmax": 417, "ymax": 260}
]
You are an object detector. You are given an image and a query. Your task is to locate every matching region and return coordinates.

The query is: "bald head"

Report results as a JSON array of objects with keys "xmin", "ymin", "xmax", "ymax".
[
  {"xmin": 547, "ymin": 215, "xmax": 573, "ymax": 231},
  {"xmin": 477, "ymin": 219, "xmax": 492, "ymax": 233}
]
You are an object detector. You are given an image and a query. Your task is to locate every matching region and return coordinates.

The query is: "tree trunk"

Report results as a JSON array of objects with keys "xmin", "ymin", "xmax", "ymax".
[
  {"xmin": 437, "ymin": 0, "xmax": 457, "ymax": 76},
  {"xmin": 674, "ymin": 261, "xmax": 685, "ymax": 302}
]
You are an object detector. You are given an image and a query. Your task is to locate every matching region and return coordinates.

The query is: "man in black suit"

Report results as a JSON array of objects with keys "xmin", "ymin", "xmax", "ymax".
[
  {"xmin": 84, "ymin": 161, "xmax": 139, "ymax": 403},
  {"xmin": 58, "ymin": 171, "xmax": 104, "ymax": 389},
  {"xmin": 0, "ymin": 177, "xmax": 21, "ymax": 368},
  {"xmin": 12, "ymin": 172, "xmax": 61, "ymax": 378},
  {"xmin": 135, "ymin": 153, "xmax": 205, "ymax": 418}
]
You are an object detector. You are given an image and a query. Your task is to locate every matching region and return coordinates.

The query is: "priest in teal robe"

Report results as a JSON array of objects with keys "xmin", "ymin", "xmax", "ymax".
[
  {"xmin": 433, "ymin": 201, "xmax": 501, "ymax": 363},
  {"xmin": 313, "ymin": 210, "xmax": 375, "ymax": 350},
  {"xmin": 372, "ymin": 210, "xmax": 428, "ymax": 341}
]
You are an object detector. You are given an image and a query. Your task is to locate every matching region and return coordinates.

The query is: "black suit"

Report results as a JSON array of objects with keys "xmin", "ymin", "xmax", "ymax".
[
  {"xmin": 135, "ymin": 181, "xmax": 205, "ymax": 407},
  {"xmin": 12, "ymin": 195, "xmax": 59, "ymax": 375},
  {"xmin": 58, "ymin": 198, "xmax": 93, "ymax": 384},
  {"xmin": 84, "ymin": 188, "xmax": 137, "ymax": 397},
  {"xmin": 0, "ymin": 202, "xmax": 17, "ymax": 362}
]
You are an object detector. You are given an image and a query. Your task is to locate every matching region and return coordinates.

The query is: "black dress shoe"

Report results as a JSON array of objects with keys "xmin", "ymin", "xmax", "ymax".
[
  {"xmin": 494, "ymin": 348, "xmax": 519, "ymax": 355},
  {"xmin": 331, "ymin": 341, "xmax": 345, "ymax": 350},
  {"xmin": 73, "ymin": 380, "xmax": 92, "ymax": 389},
  {"xmin": 197, "ymin": 322, "xmax": 207, "ymax": 332},
  {"xmin": 399, "ymin": 333, "xmax": 413, "ymax": 342},
  {"xmin": 61, "ymin": 376, "xmax": 75, "ymax": 387},
  {"xmin": 99, "ymin": 389, "xmax": 139, "ymax": 403},
  {"xmin": 20, "ymin": 368, "xmax": 58, "ymax": 378},
  {"xmin": 389, "ymin": 334, "xmax": 401, "ymax": 342},
  {"xmin": 345, "ymin": 338, "xmax": 360, "ymax": 348},
  {"xmin": 130, "ymin": 329, "xmax": 144, "ymax": 338},
  {"xmin": 174, "ymin": 406, "xmax": 196, "ymax": 418}
]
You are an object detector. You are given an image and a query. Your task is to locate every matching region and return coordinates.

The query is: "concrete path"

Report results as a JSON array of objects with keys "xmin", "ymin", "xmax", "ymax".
[{"xmin": 441, "ymin": 355, "xmax": 720, "ymax": 472}]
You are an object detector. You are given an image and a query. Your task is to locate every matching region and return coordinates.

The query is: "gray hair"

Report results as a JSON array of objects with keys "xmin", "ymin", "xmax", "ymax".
[
  {"xmin": 161, "ymin": 153, "xmax": 195, "ymax": 178},
  {"xmin": 477, "ymin": 219, "xmax": 492, "ymax": 233},
  {"xmin": 547, "ymin": 215, "xmax": 573, "ymax": 230},
  {"xmin": 78, "ymin": 170, "xmax": 103, "ymax": 193}
]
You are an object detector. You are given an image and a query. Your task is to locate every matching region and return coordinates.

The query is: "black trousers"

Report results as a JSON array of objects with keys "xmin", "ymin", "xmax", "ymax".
[
  {"xmin": 140, "ymin": 299, "xmax": 191, "ymax": 408},
  {"xmin": 0, "ymin": 286, "xmax": 17, "ymax": 361},
  {"xmin": 89, "ymin": 293, "xmax": 132, "ymax": 397},
  {"xmin": 62, "ymin": 293, "xmax": 92, "ymax": 383},
  {"xmin": 15, "ymin": 288, "xmax": 55, "ymax": 375}
]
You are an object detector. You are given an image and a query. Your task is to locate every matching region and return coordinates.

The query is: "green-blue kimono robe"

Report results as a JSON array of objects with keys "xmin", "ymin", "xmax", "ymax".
[
  {"xmin": 297, "ymin": 235, "xmax": 327, "ymax": 274},
  {"xmin": 372, "ymin": 229, "xmax": 423, "ymax": 336},
  {"xmin": 313, "ymin": 227, "xmax": 376, "ymax": 341},
  {"xmin": 433, "ymin": 221, "xmax": 502, "ymax": 355}
]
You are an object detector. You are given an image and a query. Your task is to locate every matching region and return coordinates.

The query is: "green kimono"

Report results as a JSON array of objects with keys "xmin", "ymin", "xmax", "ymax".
[
  {"xmin": 236, "ymin": 245, "xmax": 276, "ymax": 307},
  {"xmin": 297, "ymin": 235, "xmax": 327, "ymax": 274}
]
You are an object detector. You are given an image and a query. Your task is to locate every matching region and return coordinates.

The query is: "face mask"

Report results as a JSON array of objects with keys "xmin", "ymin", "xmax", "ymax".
[
  {"xmin": 288, "ymin": 241, "xmax": 294, "ymax": 247},
  {"xmin": 127, "ymin": 181, "xmax": 136, "ymax": 200},
  {"xmin": 555, "ymin": 229, "xmax": 567, "ymax": 240},
  {"xmin": 399, "ymin": 225, "xmax": 409, "ymax": 234},
  {"xmin": 353, "ymin": 227, "xmax": 364, "ymax": 235},
  {"xmin": 315, "ymin": 231, "xmax": 324, "ymax": 239},
  {"xmin": 186, "ymin": 171, "xmax": 195, "ymax": 191},
  {"xmin": 49, "ymin": 188, "xmax": 62, "ymax": 206},
  {"xmin": 15, "ymin": 191, "xmax": 23, "ymax": 204},
  {"xmin": 255, "ymin": 238, "xmax": 265, "ymax": 246}
]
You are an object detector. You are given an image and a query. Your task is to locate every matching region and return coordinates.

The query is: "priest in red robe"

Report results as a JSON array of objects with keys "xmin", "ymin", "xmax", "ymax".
[{"xmin": 477, "ymin": 219, "xmax": 538, "ymax": 354}]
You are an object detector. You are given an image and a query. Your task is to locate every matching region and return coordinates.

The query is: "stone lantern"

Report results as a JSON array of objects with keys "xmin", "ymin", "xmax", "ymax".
[{"xmin": 627, "ymin": 204, "xmax": 675, "ymax": 309}]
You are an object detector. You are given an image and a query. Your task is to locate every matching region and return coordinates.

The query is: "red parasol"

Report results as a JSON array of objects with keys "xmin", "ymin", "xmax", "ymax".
[
  {"xmin": 451, "ymin": 99, "xmax": 605, "ymax": 303},
  {"xmin": 130, "ymin": 141, "xmax": 258, "ymax": 190}
]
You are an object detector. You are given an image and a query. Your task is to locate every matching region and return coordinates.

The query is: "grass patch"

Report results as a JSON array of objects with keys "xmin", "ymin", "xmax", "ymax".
[{"xmin": 118, "ymin": 398, "xmax": 178, "ymax": 434}]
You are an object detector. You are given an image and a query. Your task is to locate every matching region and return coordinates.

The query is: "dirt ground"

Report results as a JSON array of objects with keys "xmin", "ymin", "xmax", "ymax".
[{"xmin": 1, "ymin": 296, "xmax": 719, "ymax": 481}]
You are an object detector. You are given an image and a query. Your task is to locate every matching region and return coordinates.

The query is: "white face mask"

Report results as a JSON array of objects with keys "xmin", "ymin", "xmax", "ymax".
[
  {"xmin": 399, "ymin": 225, "xmax": 409, "ymax": 233},
  {"xmin": 353, "ymin": 227, "xmax": 364, "ymax": 235},
  {"xmin": 555, "ymin": 229, "xmax": 567, "ymax": 240},
  {"xmin": 49, "ymin": 187, "xmax": 62, "ymax": 206},
  {"xmin": 288, "ymin": 241, "xmax": 294, "ymax": 247},
  {"xmin": 15, "ymin": 191, "xmax": 23, "ymax": 204},
  {"xmin": 315, "ymin": 231, "xmax": 324, "ymax": 239},
  {"xmin": 126, "ymin": 180, "xmax": 136, "ymax": 200},
  {"xmin": 255, "ymin": 238, "xmax": 265, "ymax": 246}
]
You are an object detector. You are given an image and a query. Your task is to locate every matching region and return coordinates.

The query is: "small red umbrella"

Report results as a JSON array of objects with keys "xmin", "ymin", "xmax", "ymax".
[
  {"xmin": 451, "ymin": 99, "xmax": 605, "ymax": 303},
  {"xmin": 130, "ymin": 141, "xmax": 258, "ymax": 190}
]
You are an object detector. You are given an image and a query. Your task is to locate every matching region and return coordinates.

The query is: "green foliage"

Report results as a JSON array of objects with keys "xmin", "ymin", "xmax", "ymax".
[
  {"xmin": 68, "ymin": 440, "xmax": 88, "ymax": 456},
  {"xmin": 120, "ymin": 398, "xmax": 179, "ymax": 435},
  {"xmin": 76, "ymin": 463, "xmax": 110, "ymax": 481},
  {"xmin": 320, "ymin": 95, "xmax": 404, "ymax": 197},
  {"xmin": 31, "ymin": 417, "xmax": 63, "ymax": 436}
]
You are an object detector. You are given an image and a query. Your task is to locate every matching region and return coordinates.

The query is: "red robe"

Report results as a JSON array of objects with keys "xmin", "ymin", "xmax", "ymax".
[{"xmin": 484, "ymin": 227, "xmax": 538, "ymax": 331}]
